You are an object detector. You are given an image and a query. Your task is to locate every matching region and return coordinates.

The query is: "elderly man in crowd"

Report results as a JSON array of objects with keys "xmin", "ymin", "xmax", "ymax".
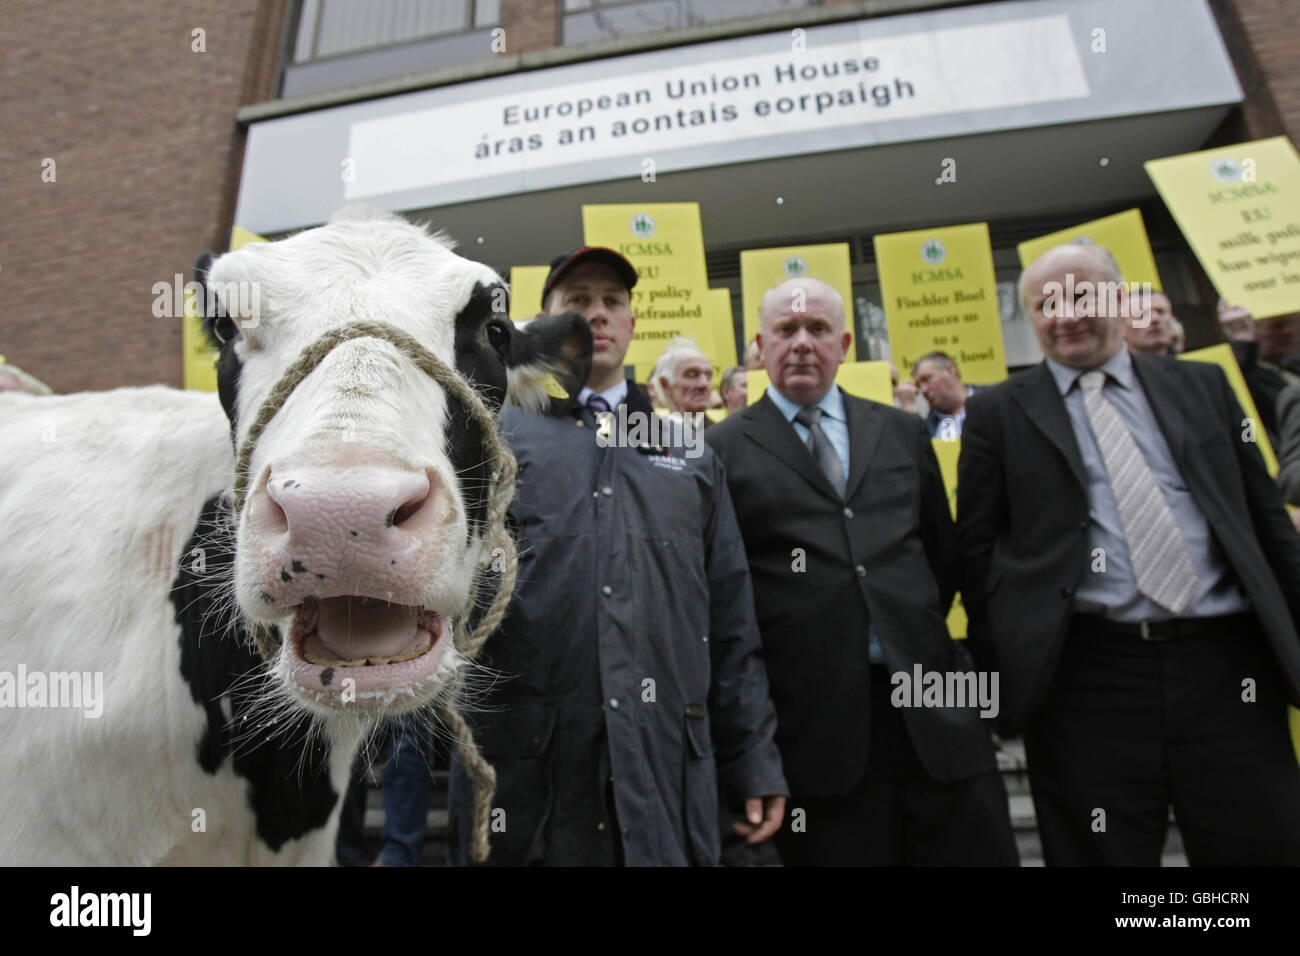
[
  {"xmin": 651, "ymin": 336, "xmax": 716, "ymax": 421},
  {"xmin": 1123, "ymin": 288, "xmax": 1181, "ymax": 357},
  {"xmin": 720, "ymin": 365, "xmax": 748, "ymax": 414},
  {"xmin": 706, "ymin": 276, "xmax": 1016, "ymax": 866},
  {"xmin": 448, "ymin": 246, "xmax": 787, "ymax": 866},
  {"xmin": 959, "ymin": 243, "xmax": 1300, "ymax": 865},
  {"xmin": 911, "ymin": 351, "xmax": 975, "ymax": 439}
]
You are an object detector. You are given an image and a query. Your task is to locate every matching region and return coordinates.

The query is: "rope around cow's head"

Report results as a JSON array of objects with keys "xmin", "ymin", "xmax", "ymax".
[{"xmin": 229, "ymin": 319, "xmax": 517, "ymax": 864}]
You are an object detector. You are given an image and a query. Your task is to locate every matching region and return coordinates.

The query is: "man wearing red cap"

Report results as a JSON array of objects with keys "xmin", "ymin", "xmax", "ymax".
[{"xmin": 448, "ymin": 247, "xmax": 788, "ymax": 866}]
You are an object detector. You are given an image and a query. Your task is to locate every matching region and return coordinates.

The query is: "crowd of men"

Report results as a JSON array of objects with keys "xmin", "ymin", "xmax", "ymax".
[{"xmin": 382, "ymin": 237, "xmax": 1298, "ymax": 868}]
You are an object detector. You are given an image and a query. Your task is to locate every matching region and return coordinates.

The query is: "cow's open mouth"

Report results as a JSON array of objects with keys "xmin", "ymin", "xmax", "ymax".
[{"xmin": 287, "ymin": 596, "xmax": 450, "ymax": 699}]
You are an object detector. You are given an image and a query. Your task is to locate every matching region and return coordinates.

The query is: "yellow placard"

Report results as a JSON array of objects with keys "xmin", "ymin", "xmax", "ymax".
[
  {"xmin": 229, "ymin": 226, "xmax": 267, "ymax": 252},
  {"xmin": 509, "ymin": 266, "xmax": 550, "ymax": 321},
  {"xmin": 582, "ymin": 203, "xmax": 711, "ymax": 380},
  {"xmin": 874, "ymin": 223, "xmax": 1008, "ymax": 386},
  {"xmin": 1145, "ymin": 137, "xmax": 1300, "ymax": 320},
  {"xmin": 746, "ymin": 361, "xmax": 893, "ymax": 406},
  {"xmin": 703, "ymin": 288, "xmax": 739, "ymax": 372},
  {"xmin": 1017, "ymin": 209, "xmax": 1163, "ymax": 289},
  {"xmin": 181, "ymin": 283, "xmax": 216, "ymax": 392},
  {"xmin": 184, "ymin": 226, "xmax": 269, "ymax": 391},
  {"xmin": 739, "ymin": 243, "xmax": 854, "ymax": 346},
  {"xmin": 931, "ymin": 437, "xmax": 966, "ymax": 638},
  {"xmin": 1179, "ymin": 343, "xmax": 1279, "ymax": 475}
]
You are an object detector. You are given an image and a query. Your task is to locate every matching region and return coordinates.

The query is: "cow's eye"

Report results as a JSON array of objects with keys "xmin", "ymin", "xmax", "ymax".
[
  {"xmin": 211, "ymin": 314, "xmax": 241, "ymax": 345},
  {"xmin": 486, "ymin": 319, "xmax": 511, "ymax": 352}
]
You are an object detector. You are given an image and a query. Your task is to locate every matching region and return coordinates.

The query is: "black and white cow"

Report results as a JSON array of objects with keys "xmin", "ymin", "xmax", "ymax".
[{"xmin": 0, "ymin": 208, "xmax": 588, "ymax": 864}]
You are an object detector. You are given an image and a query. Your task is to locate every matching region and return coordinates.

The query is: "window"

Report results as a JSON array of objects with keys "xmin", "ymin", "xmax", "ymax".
[
  {"xmin": 279, "ymin": 0, "xmax": 501, "ymax": 98},
  {"xmin": 293, "ymin": 0, "xmax": 498, "ymax": 62},
  {"xmin": 564, "ymin": 0, "xmax": 818, "ymax": 45}
]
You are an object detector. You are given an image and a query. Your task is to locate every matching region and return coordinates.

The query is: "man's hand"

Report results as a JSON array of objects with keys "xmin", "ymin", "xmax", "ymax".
[
  {"xmin": 895, "ymin": 378, "xmax": 919, "ymax": 413},
  {"xmin": 734, "ymin": 794, "xmax": 786, "ymax": 845}
]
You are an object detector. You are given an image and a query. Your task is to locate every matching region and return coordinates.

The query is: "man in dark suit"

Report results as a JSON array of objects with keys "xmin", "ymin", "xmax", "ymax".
[
  {"xmin": 706, "ymin": 277, "xmax": 1016, "ymax": 866},
  {"xmin": 958, "ymin": 243, "xmax": 1300, "ymax": 866}
]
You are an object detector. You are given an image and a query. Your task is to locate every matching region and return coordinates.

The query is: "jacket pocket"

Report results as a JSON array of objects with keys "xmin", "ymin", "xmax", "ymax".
[{"xmin": 682, "ymin": 704, "xmax": 719, "ymax": 866}]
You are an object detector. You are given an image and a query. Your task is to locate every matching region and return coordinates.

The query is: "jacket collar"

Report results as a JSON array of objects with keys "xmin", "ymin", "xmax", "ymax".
[
  {"xmin": 558, "ymin": 375, "xmax": 653, "ymax": 419},
  {"xmin": 740, "ymin": 390, "xmax": 884, "ymax": 503},
  {"xmin": 1011, "ymin": 351, "xmax": 1187, "ymax": 491},
  {"xmin": 1011, "ymin": 362, "xmax": 1087, "ymax": 490}
]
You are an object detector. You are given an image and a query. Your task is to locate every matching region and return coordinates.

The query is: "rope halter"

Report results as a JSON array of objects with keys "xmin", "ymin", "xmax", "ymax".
[{"xmin": 229, "ymin": 319, "xmax": 517, "ymax": 863}]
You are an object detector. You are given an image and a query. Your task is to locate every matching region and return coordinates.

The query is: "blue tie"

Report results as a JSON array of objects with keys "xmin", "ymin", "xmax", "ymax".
[{"xmin": 587, "ymin": 394, "xmax": 612, "ymax": 414}]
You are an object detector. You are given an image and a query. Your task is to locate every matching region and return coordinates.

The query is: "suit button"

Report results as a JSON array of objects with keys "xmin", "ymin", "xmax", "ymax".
[
  {"xmin": 609, "ymin": 698, "xmax": 620, "ymax": 710},
  {"xmin": 597, "ymin": 822, "xmax": 606, "ymax": 831},
  {"xmin": 843, "ymin": 507, "xmax": 854, "ymax": 519},
  {"xmin": 602, "ymin": 486, "xmax": 613, "ymax": 496},
  {"xmin": 855, "ymin": 565, "xmax": 867, "ymax": 578},
  {"xmin": 601, "ymin": 585, "xmax": 612, "ymax": 596}
]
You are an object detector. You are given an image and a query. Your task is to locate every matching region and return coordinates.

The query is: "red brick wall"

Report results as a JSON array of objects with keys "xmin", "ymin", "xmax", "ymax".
[
  {"xmin": 1223, "ymin": 0, "xmax": 1300, "ymax": 142},
  {"xmin": 501, "ymin": 0, "xmax": 558, "ymax": 55},
  {"xmin": 0, "ymin": 0, "xmax": 284, "ymax": 393}
]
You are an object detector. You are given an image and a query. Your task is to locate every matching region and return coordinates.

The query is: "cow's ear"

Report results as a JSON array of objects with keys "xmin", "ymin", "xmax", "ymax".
[{"xmin": 505, "ymin": 311, "xmax": 593, "ymax": 413}]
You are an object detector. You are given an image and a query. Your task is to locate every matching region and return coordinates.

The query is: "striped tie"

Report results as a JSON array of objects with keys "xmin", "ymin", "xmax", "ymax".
[
  {"xmin": 1078, "ymin": 370, "xmax": 1197, "ymax": 614},
  {"xmin": 794, "ymin": 406, "xmax": 846, "ymax": 498}
]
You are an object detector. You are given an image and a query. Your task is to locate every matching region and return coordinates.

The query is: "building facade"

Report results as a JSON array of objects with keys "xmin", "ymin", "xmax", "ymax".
[{"xmin": 3, "ymin": 0, "xmax": 1298, "ymax": 392}]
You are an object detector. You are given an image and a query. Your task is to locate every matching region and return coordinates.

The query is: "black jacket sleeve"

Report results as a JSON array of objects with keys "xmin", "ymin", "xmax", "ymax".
[
  {"xmin": 954, "ymin": 390, "xmax": 1005, "ymax": 668},
  {"xmin": 701, "ymin": 452, "xmax": 789, "ymax": 804},
  {"xmin": 1219, "ymin": 366, "xmax": 1300, "ymax": 625}
]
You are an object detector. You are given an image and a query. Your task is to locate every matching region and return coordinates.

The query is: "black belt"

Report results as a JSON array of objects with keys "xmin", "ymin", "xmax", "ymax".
[{"xmin": 1074, "ymin": 611, "xmax": 1254, "ymax": 642}]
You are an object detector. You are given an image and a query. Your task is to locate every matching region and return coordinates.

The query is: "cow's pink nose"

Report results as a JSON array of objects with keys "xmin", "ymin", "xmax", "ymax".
[{"xmin": 250, "ymin": 464, "xmax": 444, "ymax": 596}]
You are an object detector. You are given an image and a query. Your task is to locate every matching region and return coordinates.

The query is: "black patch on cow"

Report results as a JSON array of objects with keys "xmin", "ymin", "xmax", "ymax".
[
  {"xmin": 194, "ymin": 252, "xmax": 245, "ymax": 433},
  {"xmin": 454, "ymin": 281, "xmax": 510, "ymax": 411},
  {"xmin": 445, "ymin": 284, "xmax": 593, "ymax": 540},
  {"xmin": 291, "ymin": 560, "xmax": 306, "ymax": 574},
  {"xmin": 172, "ymin": 495, "xmax": 339, "ymax": 853},
  {"xmin": 447, "ymin": 281, "xmax": 511, "ymax": 541},
  {"xmin": 280, "ymin": 569, "xmax": 292, "ymax": 582},
  {"xmin": 320, "ymin": 667, "xmax": 334, "ymax": 688}
]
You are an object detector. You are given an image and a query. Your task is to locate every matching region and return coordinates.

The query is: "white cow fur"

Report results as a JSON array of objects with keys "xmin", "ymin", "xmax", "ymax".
[
  {"xmin": 0, "ymin": 213, "xmax": 564, "ymax": 866},
  {"xmin": 0, "ymin": 387, "xmax": 364, "ymax": 864}
]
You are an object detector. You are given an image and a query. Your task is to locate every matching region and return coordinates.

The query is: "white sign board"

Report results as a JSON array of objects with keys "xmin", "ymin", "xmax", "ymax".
[{"xmin": 345, "ymin": 16, "xmax": 1087, "ymax": 199}]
